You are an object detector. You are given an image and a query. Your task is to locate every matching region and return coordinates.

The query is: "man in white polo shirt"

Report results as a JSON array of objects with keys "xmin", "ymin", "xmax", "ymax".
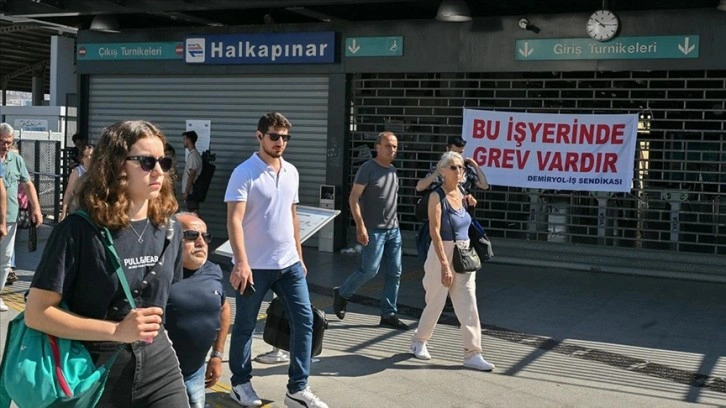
[{"xmin": 225, "ymin": 112, "xmax": 327, "ymax": 408}]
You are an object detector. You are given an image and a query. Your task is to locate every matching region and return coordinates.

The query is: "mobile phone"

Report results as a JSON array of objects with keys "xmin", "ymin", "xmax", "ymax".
[{"xmin": 241, "ymin": 283, "xmax": 256, "ymax": 297}]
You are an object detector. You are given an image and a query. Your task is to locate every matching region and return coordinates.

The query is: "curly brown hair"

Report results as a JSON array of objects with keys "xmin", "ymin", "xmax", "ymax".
[{"xmin": 78, "ymin": 120, "xmax": 178, "ymax": 230}]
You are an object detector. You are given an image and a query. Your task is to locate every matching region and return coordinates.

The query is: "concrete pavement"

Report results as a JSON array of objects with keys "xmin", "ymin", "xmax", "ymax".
[{"xmin": 2, "ymin": 224, "xmax": 725, "ymax": 407}]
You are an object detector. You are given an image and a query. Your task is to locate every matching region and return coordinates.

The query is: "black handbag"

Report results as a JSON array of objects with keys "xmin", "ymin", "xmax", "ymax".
[
  {"xmin": 452, "ymin": 242, "xmax": 481, "ymax": 273},
  {"xmin": 263, "ymin": 297, "xmax": 328, "ymax": 357},
  {"xmin": 441, "ymin": 189, "xmax": 481, "ymax": 273}
]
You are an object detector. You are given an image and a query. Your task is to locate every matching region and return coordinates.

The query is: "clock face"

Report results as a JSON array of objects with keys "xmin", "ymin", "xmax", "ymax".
[{"xmin": 587, "ymin": 10, "xmax": 619, "ymax": 41}]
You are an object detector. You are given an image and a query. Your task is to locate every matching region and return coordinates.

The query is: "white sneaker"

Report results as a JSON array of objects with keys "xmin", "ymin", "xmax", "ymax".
[
  {"xmin": 409, "ymin": 340, "xmax": 431, "ymax": 360},
  {"xmin": 463, "ymin": 354, "xmax": 495, "ymax": 371},
  {"xmin": 285, "ymin": 386, "xmax": 328, "ymax": 408},
  {"xmin": 0, "ymin": 298, "xmax": 8, "ymax": 312},
  {"xmin": 230, "ymin": 382, "xmax": 262, "ymax": 407}
]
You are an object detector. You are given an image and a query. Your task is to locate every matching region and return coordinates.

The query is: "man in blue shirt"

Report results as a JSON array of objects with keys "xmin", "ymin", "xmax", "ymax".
[{"xmin": 166, "ymin": 212, "xmax": 230, "ymax": 408}]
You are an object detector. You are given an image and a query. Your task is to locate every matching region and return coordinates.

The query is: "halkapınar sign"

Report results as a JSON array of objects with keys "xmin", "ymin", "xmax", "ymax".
[
  {"xmin": 461, "ymin": 109, "xmax": 638, "ymax": 192},
  {"xmin": 185, "ymin": 32, "xmax": 336, "ymax": 64}
]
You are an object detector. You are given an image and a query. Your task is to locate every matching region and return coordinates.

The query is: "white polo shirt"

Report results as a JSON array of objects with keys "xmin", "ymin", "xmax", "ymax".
[{"xmin": 224, "ymin": 153, "xmax": 300, "ymax": 269}]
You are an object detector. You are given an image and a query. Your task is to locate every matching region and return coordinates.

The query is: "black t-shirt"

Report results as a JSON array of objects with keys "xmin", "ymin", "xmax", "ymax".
[
  {"xmin": 31, "ymin": 213, "xmax": 183, "ymax": 321},
  {"xmin": 165, "ymin": 261, "xmax": 225, "ymax": 376}
]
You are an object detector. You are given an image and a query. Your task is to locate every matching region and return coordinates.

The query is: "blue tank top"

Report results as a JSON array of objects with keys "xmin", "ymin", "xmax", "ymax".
[{"xmin": 436, "ymin": 190, "xmax": 471, "ymax": 241}]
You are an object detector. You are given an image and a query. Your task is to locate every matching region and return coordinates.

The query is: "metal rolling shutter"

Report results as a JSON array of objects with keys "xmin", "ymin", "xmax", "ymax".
[{"xmin": 88, "ymin": 75, "xmax": 329, "ymax": 242}]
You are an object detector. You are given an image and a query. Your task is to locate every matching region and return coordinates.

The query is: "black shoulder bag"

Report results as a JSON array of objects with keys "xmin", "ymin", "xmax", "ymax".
[{"xmin": 441, "ymin": 189, "xmax": 481, "ymax": 273}]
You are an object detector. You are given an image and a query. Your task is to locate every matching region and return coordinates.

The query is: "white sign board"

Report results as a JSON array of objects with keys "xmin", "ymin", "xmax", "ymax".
[
  {"xmin": 214, "ymin": 205, "xmax": 341, "ymax": 258},
  {"xmin": 185, "ymin": 120, "xmax": 211, "ymax": 158},
  {"xmin": 462, "ymin": 108, "xmax": 638, "ymax": 192}
]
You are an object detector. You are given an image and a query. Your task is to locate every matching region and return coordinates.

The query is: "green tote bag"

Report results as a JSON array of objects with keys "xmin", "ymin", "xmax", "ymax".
[{"xmin": 0, "ymin": 211, "xmax": 136, "ymax": 408}]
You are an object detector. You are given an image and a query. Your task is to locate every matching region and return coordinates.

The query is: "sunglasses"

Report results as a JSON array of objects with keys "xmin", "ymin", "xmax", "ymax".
[
  {"xmin": 449, "ymin": 165, "xmax": 465, "ymax": 171},
  {"xmin": 265, "ymin": 132, "xmax": 291, "ymax": 142},
  {"xmin": 183, "ymin": 230, "xmax": 212, "ymax": 243},
  {"xmin": 126, "ymin": 155, "xmax": 173, "ymax": 172}
]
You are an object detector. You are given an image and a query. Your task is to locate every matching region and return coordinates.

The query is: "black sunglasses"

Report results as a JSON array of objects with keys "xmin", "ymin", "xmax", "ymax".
[
  {"xmin": 183, "ymin": 230, "xmax": 212, "ymax": 243},
  {"xmin": 265, "ymin": 132, "xmax": 291, "ymax": 142},
  {"xmin": 126, "ymin": 155, "xmax": 173, "ymax": 172},
  {"xmin": 449, "ymin": 165, "xmax": 465, "ymax": 171}
]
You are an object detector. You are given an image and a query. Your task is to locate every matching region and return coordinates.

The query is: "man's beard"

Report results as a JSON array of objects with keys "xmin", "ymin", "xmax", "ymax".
[{"xmin": 262, "ymin": 145, "xmax": 283, "ymax": 158}]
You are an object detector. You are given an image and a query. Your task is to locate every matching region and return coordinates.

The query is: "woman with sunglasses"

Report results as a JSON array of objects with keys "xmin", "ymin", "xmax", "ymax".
[
  {"xmin": 25, "ymin": 120, "xmax": 190, "ymax": 406},
  {"xmin": 409, "ymin": 151, "xmax": 496, "ymax": 372}
]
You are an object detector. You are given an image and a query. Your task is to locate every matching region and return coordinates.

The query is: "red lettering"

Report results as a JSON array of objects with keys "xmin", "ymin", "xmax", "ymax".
[
  {"xmin": 611, "ymin": 124, "xmax": 625, "ymax": 144},
  {"xmin": 472, "ymin": 119, "xmax": 485, "ymax": 139},
  {"xmin": 472, "ymin": 119, "xmax": 500, "ymax": 140},
  {"xmin": 474, "ymin": 147, "xmax": 530, "ymax": 169},
  {"xmin": 473, "ymin": 146, "xmax": 487, "ymax": 165},
  {"xmin": 536, "ymin": 151, "xmax": 551, "ymax": 170},
  {"xmin": 556, "ymin": 124, "xmax": 570, "ymax": 144},
  {"xmin": 542, "ymin": 123, "xmax": 556, "ymax": 143},
  {"xmin": 488, "ymin": 147, "xmax": 502, "ymax": 167},
  {"xmin": 564, "ymin": 152, "xmax": 579, "ymax": 171},
  {"xmin": 528, "ymin": 122, "xmax": 542, "ymax": 143},
  {"xmin": 548, "ymin": 152, "xmax": 563, "ymax": 171},
  {"xmin": 604, "ymin": 153, "xmax": 617, "ymax": 172},
  {"xmin": 595, "ymin": 125, "xmax": 610, "ymax": 144},
  {"xmin": 581, "ymin": 153, "xmax": 594, "ymax": 172},
  {"xmin": 516, "ymin": 150, "xmax": 530, "ymax": 169}
]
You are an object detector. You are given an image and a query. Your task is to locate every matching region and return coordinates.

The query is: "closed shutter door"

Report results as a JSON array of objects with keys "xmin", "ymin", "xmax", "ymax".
[{"xmin": 88, "ymin": 75, "xmax": 329, "ymax": 242}]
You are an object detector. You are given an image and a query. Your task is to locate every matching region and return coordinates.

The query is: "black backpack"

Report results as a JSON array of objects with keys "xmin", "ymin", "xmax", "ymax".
[{"xmin": 190, "ymin": 151, "xmax": 216, "ymax": 203}]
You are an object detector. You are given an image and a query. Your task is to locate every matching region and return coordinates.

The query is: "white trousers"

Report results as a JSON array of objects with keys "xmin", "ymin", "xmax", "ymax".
[
  {"xmin": 0, "ymin": 222, "xmax": 18, "ymax": 292},
  {"xmin": 413, "ymin": 239, "xmax": 482, "ymax": 359}
]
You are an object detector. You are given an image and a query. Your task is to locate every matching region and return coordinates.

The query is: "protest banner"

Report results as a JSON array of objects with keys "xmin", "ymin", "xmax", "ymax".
[{"xmin": 461, "ymin": 108, "xmax": 638, "ymax": 192}]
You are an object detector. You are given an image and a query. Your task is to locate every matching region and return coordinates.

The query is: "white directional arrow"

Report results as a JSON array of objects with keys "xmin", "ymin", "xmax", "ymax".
[
  {"xmin": 678, "ymin": 37, "xmax": 695, "ymax": 55},
  {"xmin": 518, "ymin": 41, "xmax": 533, "ymax": 57},
  {"xmin": 347, "ymin": 39, "xmax": 360, "ymax": 54}
]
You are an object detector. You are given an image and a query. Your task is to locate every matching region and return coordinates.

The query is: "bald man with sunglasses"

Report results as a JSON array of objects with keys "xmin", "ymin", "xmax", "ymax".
[{"xmin": 166, "ymin": 212, "xmax": 231, "ymax": 408}]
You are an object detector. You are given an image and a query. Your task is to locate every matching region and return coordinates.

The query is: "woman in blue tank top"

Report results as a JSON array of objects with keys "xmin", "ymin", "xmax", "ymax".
[{"xmin": 409, "ymin": 151, "xmax": 496, "ymax": 372}]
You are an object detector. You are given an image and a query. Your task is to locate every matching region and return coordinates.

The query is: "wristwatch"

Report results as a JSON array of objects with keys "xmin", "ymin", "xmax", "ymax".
[{"xmin": 209, "ymin": 350, "xmax": 223, "ymax": 359}]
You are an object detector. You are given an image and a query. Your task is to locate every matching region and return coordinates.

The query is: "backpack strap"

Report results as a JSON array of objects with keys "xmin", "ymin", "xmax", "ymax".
[{"xmin": 72, "ymin": 211, "xmax": 136, "ymax": 309}]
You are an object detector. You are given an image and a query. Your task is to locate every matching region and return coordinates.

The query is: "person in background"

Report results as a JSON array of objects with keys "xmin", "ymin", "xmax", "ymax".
[
  {"xmin": 0, "ymin": 163, "xmax": 6, "ymax": 310},
  {"xmin": 25, "ymin": 120, "xmax": 189, "ymax": 406},
  {"xmin": 225, "ymin": 112, "xmax": 327, "ymax": 408},
  {"xmin": 68, "ymin": 132, "xmax": 87, "ymax": 170},
  {"xmin": 166, "ymin": 212, "xmax": 230, "ymax": 408},
  {"xmin": 0, "ymin": 123, "xmax": 42, "ymax": 303},
  {"xmin": 409, "ymin": 151, "xmax": 495, "ymax": 372},
  {"xmin": 164, "ymin": 142, "xmax": 178, "ymax": 184},
  {"xmin": 60, "ymin": 143, "xmax": 94, "ymax": 220},
  {"xmin": 182, "ymin": 130, "xmax": 203, "ymax": 213},
  {"xmin": 333, "ymin": 131, "xmax": 409, "ymax": 330}
]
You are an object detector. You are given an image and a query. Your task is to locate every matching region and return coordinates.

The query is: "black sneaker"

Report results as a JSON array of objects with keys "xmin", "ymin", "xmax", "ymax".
[
  {"xmin": 5, "ymin": 271, "xmax": 18, "ymax": 286},
  {"xmin": 379, "ymin": 314, "xmax": 410, "ymax": 330},
  {"xmin": 332, "ymin": 287, "xmax": 347, "ymax": 320}
]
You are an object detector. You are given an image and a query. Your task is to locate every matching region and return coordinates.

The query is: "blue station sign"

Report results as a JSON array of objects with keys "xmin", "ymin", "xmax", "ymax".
[
  {"xmin": 515, "ymin": 35, "xmax": 699, "ymax": 61},
  {"xmin": 185, "ymin": 32, "xmax": 337, "ymax": 64}
]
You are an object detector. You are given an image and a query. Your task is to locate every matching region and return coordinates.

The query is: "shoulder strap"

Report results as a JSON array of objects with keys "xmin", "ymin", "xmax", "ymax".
[
  {"xmin": 72, "ymin": 211, "xmax": 136, "ymax": 309},
  {"xmin": 437, "ymin": 187, "xmax": 460, "ymax": 241}
]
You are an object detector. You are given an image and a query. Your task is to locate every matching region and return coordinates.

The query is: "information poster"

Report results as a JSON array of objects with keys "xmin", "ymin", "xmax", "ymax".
[{"xmin": 214, "ymin": 205, "xmax": 341, "ymax": 258}]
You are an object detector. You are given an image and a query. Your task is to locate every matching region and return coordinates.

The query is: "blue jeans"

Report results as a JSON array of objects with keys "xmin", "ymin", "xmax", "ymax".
[
  {"xmin": 183, "ymin": 364, "xmax": 206, "ymax": 408},
  {"xmin": 339, "ymin": 228, "xmax": 402, "ymax": 317},
  {"xmin": 229, "ymin": 261, "xmax": 313, "ymax": 394}
]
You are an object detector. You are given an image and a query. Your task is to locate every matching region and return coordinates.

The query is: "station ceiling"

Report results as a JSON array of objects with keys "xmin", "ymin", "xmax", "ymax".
[{"xmin": 0, "ymin": 0, "xmax": 721, "ymax": 94}]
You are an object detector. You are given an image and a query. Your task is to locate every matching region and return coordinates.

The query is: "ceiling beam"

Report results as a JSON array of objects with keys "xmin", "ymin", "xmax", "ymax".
[{"xmin": 1, "ymin": 59, "xmax": 49, "ymax": 87}]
